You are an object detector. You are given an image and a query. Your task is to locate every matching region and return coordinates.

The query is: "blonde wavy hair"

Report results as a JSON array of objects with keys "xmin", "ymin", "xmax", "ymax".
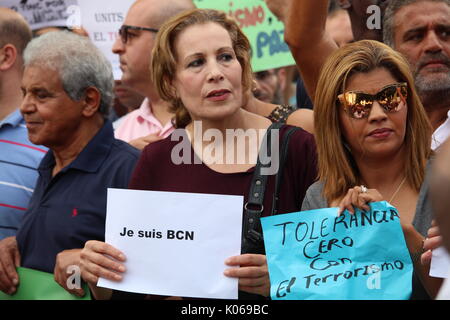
[
  {"xmin": 151, "ymin": 8, "xmax": 253, "ymax": 128},
  {"xmin": 314, "ymin": 40, "xmax": 432, "ymax": 203}
]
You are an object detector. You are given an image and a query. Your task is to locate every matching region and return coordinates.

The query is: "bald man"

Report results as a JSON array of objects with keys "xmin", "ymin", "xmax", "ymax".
[
  {"xmin": 113, "ymin": 0, "xmax": 195, "ymax": 150},
  {"xmin": 0, "ymin": 8, "xmax": 47, "ymax": 239}
]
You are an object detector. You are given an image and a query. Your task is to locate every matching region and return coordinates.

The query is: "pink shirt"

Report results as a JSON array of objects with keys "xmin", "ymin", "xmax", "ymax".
[{"xmin": 114, "ymin": 98, "xmax": 174, "ymax": 142}]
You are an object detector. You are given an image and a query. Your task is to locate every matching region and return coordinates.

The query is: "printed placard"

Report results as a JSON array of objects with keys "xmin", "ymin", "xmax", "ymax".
[{"xmin": 98, "ymin": 188, "xmax": 243, "ymax": 299}]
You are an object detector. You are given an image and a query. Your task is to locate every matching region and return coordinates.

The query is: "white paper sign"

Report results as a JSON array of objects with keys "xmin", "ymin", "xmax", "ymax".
[
  {"xmin": 77, "ymin": 0, "xmax": 134, "ymax": 79},
  {"xmin": 3, "ymin": 0, "xmax": 78, "ymax": 30},
  {"xmin": 98, "ymin": 188, "xmax": 244, "ymax": 299},
  {"xmin": 430, "ymin": 247, "xmax": 450, "ymax": 278}
]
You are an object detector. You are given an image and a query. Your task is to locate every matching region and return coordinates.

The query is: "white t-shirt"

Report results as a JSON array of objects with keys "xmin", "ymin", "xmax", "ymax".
[{"xmin": 431, "ymin": 110, "xmax": 450, "ymax": 150}]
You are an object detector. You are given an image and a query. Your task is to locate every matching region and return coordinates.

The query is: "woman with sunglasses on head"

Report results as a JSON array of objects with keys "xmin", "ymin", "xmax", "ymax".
[{"xmin": 301, "ymin": 40, "xmax": 442, "ymax": 299}]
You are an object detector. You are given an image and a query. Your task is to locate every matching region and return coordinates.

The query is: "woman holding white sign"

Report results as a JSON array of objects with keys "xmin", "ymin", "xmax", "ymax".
[
  {"xmin": 80, "ymin": 8, "xmax": 317, "ymax": 300},
  {"xmin": 301, "ymin": 40, "xmax": 442, "ymax": 298}
]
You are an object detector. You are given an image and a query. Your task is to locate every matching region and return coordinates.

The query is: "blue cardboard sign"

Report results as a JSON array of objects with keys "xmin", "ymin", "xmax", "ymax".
[{"xmin": 261, "ymin": 201, "xmax": 413, "ymax": 300}]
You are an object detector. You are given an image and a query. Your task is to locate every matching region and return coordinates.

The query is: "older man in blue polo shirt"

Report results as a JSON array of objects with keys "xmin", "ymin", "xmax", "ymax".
[
  {"xmin": 0, "ymin": 31, "xmax": 140, "ymax": 297},
  {"xmin": 0, "ymin": 8, "xmax": 47, "ymax": 240}
]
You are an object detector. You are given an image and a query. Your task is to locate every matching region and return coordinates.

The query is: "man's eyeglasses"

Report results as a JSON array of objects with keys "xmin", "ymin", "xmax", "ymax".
[
  {"xmin": 118, "ymin": 25, "xmax": 159, "ymax": 44},
  {"xmin": 337, "ymin": 83, "xmax": 408, "ymax": 119}
]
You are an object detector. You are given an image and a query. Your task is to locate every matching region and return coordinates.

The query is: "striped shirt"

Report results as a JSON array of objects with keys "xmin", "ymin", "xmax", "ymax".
[{"xmin": 0, "ymin": 109, "xmax": 47, "ymax": 239}]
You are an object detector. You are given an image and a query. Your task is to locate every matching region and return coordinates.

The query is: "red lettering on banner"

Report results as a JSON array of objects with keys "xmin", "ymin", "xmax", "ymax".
[{"xmin": 228, "ymin": 2, "xmax": 265, "ymax": 29}]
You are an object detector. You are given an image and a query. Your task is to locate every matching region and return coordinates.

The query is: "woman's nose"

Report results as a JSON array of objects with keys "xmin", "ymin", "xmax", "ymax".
[
  {"xmin": 367, "ymin": 101, "xmax": 388, "ymax": 122},
  {"xmin": 207, "ymin": 63, "xmax": 225, "ymax": 82}
]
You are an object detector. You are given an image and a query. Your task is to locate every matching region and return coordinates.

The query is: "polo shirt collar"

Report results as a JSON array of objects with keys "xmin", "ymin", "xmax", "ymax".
[
  {"xmin": 0, "ymin": 109, "xmax": 23, "ymax": 128},
  {"xmin": 39, "ymin": 120, "xmax": 115, "ymax": 174},
  {"xmin": 136, "ymin": 99, "xmax": 163, "ymax": 127}
]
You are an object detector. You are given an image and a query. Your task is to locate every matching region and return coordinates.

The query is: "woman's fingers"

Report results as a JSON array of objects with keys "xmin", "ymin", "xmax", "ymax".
[
  {"xmin": 351, "ymin": 187, "xmax": 361, "ymax": 210},
  {"xmin": 338, "ymin": 186, "xmax": 385, "ymax": 216},
  {"xmin": 80, "ymin": 241, "xmax": 126, "ymax": 285},
  {"xmin": 427, "ymin": 225, "xmax": 440, "ymax": 238},
  {"xmin": 420, "ymin": 249, "xmax": 433, "ymax": 266},
  {"xmin": 338, "ymin": 188, "xmax": 356, "ymax": 215},
  {"xmin": 224, "ymin": 254, "xmax": 270, "ymax": 297},
  {"xmin": 85, "ymin": 241, "xmax": 126, "ymax": 262},
  {"xmin": 423, "ymin": 235, "xmax": 442, "ymax": 252},
  {"xmin": 82, "ymin": 259, "xmax": 124, "ymax": 283},
  {"xmin": 225, "ymin": 254, "xmax": 266, "ymax": 267}
]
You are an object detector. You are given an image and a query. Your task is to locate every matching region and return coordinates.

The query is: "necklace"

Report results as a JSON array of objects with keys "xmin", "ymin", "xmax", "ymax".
[{"xmin": 388, "ymin": 176, "xmax": 407, "ymax": 204}]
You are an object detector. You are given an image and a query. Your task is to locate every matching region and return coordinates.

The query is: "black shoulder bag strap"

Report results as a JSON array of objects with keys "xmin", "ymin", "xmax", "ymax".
[
  {"xmin": 242, "ymin": 123, "xmax": 298, "ymax": 254},
  {"xmin": 271, "ymin": 126, "xmax": 300, "ymax": 216}
]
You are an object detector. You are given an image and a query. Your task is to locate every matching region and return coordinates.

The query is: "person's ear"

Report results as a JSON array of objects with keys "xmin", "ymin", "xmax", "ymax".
[
  {"xmin": 81, "ymin": 87, "xmax": 101, "ymax": 117},
  {"xmin": 0, "ymin": 44, "xmax": 18, "ymax": 71}
]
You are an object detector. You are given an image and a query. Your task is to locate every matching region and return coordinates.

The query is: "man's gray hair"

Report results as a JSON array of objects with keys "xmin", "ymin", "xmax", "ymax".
[
  {"xmin": 383, "ymin": 0, "xmax": 450, "ymax": 48},
  {"xmin": 23, "ymin": 31, "xmax": 113, "ymax": 118}
]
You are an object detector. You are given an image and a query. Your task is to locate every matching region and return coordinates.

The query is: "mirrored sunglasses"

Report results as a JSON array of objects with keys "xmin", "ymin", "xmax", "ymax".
[{"xmin": 337, "ymin": 83, "xmax": 408, "ymax": 119}]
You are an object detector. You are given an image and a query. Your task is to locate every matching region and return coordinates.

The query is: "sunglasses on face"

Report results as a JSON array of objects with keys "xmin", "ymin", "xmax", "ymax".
[
  {"xmin": 118, "ymin": 25, "xmax": 159, "ymax": 44},
  {"xmin": 337, "ymin": 83, "xmax": 408, "ymax": 119}
]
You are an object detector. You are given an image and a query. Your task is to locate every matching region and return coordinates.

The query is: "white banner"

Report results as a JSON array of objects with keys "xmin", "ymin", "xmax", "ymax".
[
  {"xmin": 3, "ymin": 0, "xmax": 78, "ymax": 31},
  {"xmin": 98, "ymin": 188, "xmax": 243, "ymax": 299},
  {"xmin": 77, "ymin": 0, "xmax": 134, "ymax": 80}
]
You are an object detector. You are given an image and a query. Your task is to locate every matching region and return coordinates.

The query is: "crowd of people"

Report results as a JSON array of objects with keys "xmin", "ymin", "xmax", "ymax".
[{"xmin": 0, "ymin": 0, "xmax": 449, "ymax": 300}]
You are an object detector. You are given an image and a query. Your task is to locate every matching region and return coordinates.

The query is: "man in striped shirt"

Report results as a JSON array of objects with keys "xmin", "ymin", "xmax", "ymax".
[{"xmin": 0, "ymin": 8, "xmax": 47, "ymax": 239}]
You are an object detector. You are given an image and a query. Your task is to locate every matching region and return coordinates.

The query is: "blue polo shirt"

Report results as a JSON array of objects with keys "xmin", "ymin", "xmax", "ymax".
[
  {"xmin": 16, "ymin": 121, "xmax": 139, "ymax": 273},
  {"xmin": 0, "ymin": 110, "xmax": 47, "ymax": 239}
]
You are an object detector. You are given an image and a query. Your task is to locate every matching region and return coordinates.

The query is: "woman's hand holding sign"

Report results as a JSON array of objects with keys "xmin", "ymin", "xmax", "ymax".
[
  {"xmin": 421, "ymin": 221, "xmax": 443, "ymax": 266},
  {"xmin": 80, "ymin": 240, "xmax": 126, "ymax": 300},
  {"xmin": 224, "ymin": 254, "xmax": 270, "ymax": 297},
  {"xmin": 338, "ymin": 186, "xmax": 383, "ymax": 215}
]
